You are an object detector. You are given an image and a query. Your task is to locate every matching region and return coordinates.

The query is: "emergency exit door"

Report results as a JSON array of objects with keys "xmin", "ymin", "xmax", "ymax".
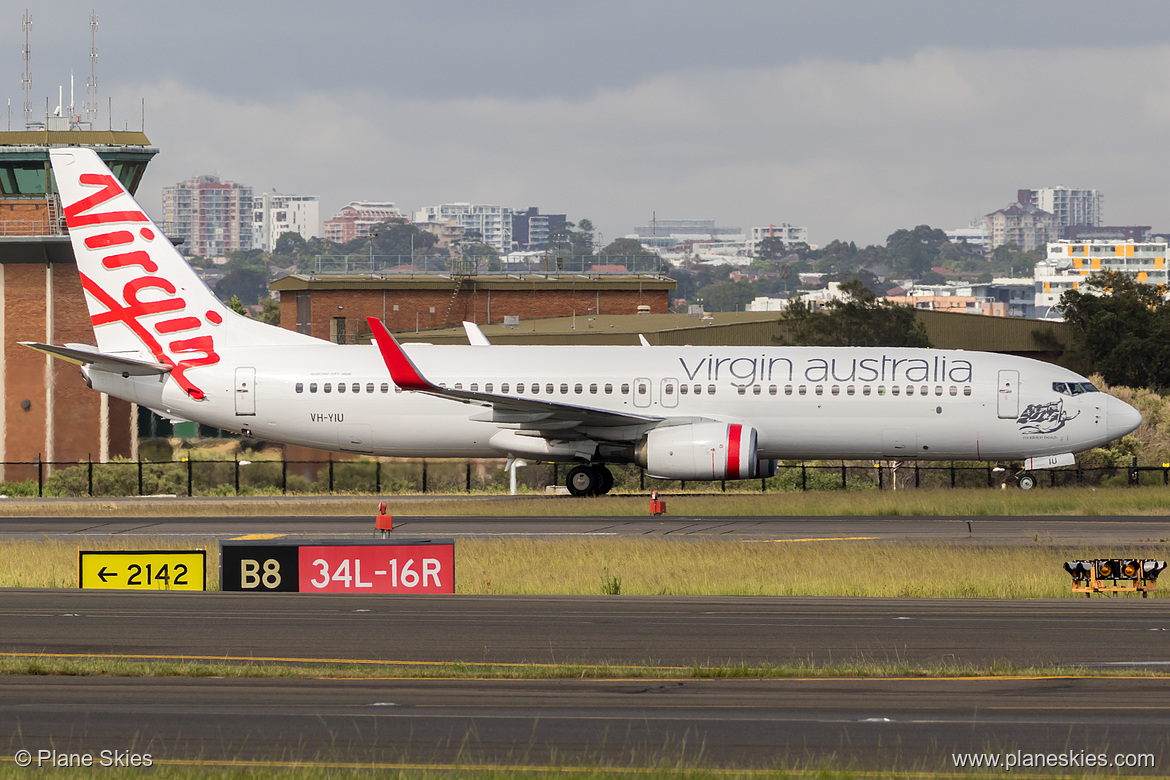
[
  {"xmin": 235, "ymin": 367, "xmax": 256, "ymax": 416},
  {"xmin": 997, "ymin": 369, "xmax": 1019, "ymax": 419}
]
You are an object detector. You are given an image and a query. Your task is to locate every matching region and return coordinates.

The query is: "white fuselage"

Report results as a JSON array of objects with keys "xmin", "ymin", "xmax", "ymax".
[{"xmin": 86, "ymin": 342, "xmax": 1132, "ymax": 463}]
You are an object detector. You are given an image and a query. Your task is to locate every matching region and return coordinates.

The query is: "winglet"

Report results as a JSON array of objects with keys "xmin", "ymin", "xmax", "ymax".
[
  {"xmin": 367, "ymin": 317, "xmax": 434, "ymax": 391},
  {"xmin": 463, "ymin": 321, "xmax": 491, "ymax": 346}
]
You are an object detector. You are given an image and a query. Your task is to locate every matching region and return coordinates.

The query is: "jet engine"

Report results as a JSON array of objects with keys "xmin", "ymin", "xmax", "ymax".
[{"xmin": 635, "ymin": 422, "xmax": 773, "ymax": 480}]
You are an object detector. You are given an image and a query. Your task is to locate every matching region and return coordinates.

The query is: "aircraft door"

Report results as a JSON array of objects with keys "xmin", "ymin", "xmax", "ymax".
[
  {"xmin": 997, "ymin": 370, "xmax": 1019, "ymax": 419},
  {"xmin": 235, "ymin": 367, "xmax": 256, "ymax": 416},
  {"xmin": 660, "ymin": 378, "xmax": 679, "ymax": 408},
  {"xmin": 633, "ymin": 377, "xmax": 652, "ymax": 408}
]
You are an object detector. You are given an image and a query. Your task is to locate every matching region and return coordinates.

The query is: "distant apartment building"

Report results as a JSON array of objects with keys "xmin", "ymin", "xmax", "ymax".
[
  {"xmin": 253, "ymin": 192, "xmax": 320, "ymax": 252},
  {"xmin": 512, "ymin": 207, "xmax": 567, "ymax": 250},
  {"xmin": 163, "ymin": 175, "xmax": 254, "ymax": 257},
  {"xmin": 632, "ymin": 218, "xmax": 745, "ymax": 248},
  {"xmin": 324, "ymin": 201, "xmax": 405, "ymax": 243},
  {"xmin": 748, "ymin": 224, "xmax": 809, "ymax": 247},
  {"xmin": 1035, "ymin": 239, "xmax": 1169, "ymax": 309},
  {"xmin": 1018, "ymin": 187, "xmax": 1102, "ymax": 236},
  {"xmin": 985, "ymin": 200, "xmax": 1058, "ymax": 252},
  {"xmin": 414, "ymin": 203, "xmax": 512, "ymax": 253}
]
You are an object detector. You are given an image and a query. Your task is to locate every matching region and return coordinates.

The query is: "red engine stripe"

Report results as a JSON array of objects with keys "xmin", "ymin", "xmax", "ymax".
[{"xmin": 727, "ymin": 423, "xmax": 742, "ymax": 479}]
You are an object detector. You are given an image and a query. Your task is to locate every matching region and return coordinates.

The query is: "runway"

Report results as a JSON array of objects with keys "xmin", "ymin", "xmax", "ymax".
[
  {"xmin": 3, "ymin": 592, "xmax": 1170, "ymax": 769},
  {"xmin": 3, "ymin": 512, "xmax": 1170, "ymax": 543},
  {"xmin": 4, "ymin": 675, "xmax": 1169, "ymax": 769},
  {"xmin": 5, "ymin": 514, "xmax": 1170, "ymax": 772}
]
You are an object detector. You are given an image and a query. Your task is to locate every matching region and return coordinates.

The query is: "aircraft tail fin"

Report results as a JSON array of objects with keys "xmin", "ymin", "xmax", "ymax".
[{"xmin": 49, "ymin": 147, "xmax": 316, "ymax": 399}]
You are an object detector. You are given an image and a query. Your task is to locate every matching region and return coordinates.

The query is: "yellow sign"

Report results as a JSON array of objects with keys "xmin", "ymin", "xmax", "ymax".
[{"xmin": 78, "ymin": 550, "xmax": 206, "ymax": 591}]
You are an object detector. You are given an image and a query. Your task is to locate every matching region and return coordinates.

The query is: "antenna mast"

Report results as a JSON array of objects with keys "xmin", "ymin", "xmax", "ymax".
[
  {"xmin": 86, "ymin": 10, "xmax": 98, "ymax": 127},
  {"xmin": 21, "ymin": 10, "xmax": 31, "ymax": 128}
]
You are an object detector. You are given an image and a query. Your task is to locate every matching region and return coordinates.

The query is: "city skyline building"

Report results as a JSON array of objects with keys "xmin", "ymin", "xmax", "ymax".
[
  {"xmin": 253, "ymin": 192, "xmax": 320, "ymax": 252},
  {"xmin": 414, "ymin": 202, "xmax": 512, "ymax": 253},
  {"xmin": 324, "ymin": 201, "xmax": 405, "ymax": 243},
  {"xmin": 162, "ymin": 174, "xmax": 254, "ymax": 257},
  {"xmin": 1018, "ymin": 187, "xmax": 1103, "ymax": 236}
]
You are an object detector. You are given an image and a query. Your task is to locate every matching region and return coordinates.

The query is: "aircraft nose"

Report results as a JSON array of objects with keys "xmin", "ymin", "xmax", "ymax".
[{"xmin": 1106, "ymin": 395, "xmax": 1142, "ymax": 441}]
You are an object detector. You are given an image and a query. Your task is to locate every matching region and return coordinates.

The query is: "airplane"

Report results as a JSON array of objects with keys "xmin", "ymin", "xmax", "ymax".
[{"xmin": 22, "ymin": 147, "xmax": 1142, "ymax": 496}]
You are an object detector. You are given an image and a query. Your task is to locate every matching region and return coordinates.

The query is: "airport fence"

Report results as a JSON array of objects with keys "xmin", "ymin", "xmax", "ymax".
[{"xmin": 0, "ymin": 456, "xmax": 1161, "ymax": 498}]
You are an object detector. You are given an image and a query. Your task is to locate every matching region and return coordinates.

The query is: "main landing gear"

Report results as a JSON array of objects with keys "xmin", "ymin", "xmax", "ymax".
[
  {"xmin": 1016, "ymin": 471, "xmax": 1037, "ymax": 490},
  {"xmin": 566, "ymin": 464, "xmax": 614, "ymax": 497}
]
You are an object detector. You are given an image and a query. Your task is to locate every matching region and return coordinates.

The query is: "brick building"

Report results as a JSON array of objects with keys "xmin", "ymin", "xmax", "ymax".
[
  {"xmin": 270, "ymin": 273, "xmax": 676, "ymax": 342},
  {"xmin": 0, "ymin": 129, "xmax": 158, "ymax": 478}
]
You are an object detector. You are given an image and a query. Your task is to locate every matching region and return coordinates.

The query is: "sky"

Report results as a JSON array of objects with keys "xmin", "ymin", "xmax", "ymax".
[{"xmin": 7, "ymin": 0, "xmax": 1170, "ymax": 247}]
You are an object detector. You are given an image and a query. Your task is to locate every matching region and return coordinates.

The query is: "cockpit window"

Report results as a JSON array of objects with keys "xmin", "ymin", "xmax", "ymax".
[{"xmin": 1054, "ymin": 381, "xmax": 1100, "ymax": 396}]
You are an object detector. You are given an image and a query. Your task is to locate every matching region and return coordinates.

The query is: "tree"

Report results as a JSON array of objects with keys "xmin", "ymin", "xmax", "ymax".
[
  {"xmin": 215, "ymin": 265, "xmax": 271, "ymax": 306},
  {"xmin": 599, "ymin": 237, "xmax": 661, "ymax": 273},
  {"xmin": 694, "ymin": 279, "xmax": 757, "ymax": 312},
  {"xmin": 226, "ymin": 294, "xmax": 250, "ymax": 316},
  {"xmin": 885, "ymin": 225, "xmax": 949, "ymax": 278},
  {"xmin": 257, "ymin": 296, "xmax": 281, "ymax": 325},
  {"xmin": 1059, "ymin": 272, "xmax": 1170, "ymax": 389},
  {"xmin": 777, "ymin": 278, "xmax": 931, "ymax": 347},
  {"xmin": 273, "ymin": 232, "xmax": 307, "ymax": 256}
]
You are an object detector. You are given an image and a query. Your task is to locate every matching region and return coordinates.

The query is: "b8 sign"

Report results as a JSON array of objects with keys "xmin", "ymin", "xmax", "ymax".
[
  {"xmin": 220, "ymin": 539, "xmax": 454, "ymax": 593},
  {"xmin": 298, "ymin": 545, "xmax": 453, "ymax": 593}
]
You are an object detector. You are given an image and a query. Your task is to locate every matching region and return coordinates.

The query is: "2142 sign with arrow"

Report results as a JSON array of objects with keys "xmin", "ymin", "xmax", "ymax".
[{"xmin": 78, "ymin": 550, "xmax": 206, "ymax": 591}]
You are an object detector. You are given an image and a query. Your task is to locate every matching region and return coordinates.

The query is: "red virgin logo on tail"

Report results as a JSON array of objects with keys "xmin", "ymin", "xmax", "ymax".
[{"xmin": 66, "ymin": 172, "xmax": 220, "ymax": 400}]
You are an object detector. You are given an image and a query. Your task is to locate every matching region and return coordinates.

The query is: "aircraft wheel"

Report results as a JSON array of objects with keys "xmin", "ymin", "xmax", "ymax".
[
  {"xmin": 1017, "ymin": 472, "xmax": 1036, "ymax": 490},
  {"xmin": 566, "ymin": 465, "xmax": 600, "ymax": 497},
  {"xmin": 595, "ymin": 465, "xmax": 614, "ymax": 495}
]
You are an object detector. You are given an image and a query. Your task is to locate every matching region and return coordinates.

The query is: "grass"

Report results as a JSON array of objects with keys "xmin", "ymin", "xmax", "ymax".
[
  {"xmin": 4, "ymin": 536, "xmax": 1168, "ymax": 598},
  {"xmin": 2, "ymin": 485, "xmax": 1170, "ymax": 517}
]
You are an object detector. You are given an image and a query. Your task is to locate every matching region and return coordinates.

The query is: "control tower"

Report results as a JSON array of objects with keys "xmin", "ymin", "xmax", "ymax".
[{"xmin": 0, "ymin": 120, "xmax": 159, "ymax": 480}]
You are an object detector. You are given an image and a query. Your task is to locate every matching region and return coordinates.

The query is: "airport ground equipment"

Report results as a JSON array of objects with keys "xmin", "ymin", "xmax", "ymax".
[{"xmin": 1064, "ymin": 559, "xmax": 1166, "ymax": 597}]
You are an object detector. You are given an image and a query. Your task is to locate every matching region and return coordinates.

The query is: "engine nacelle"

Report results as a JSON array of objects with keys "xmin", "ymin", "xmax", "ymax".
[{"xmin": 636, "ymin": 422, "xmax": 766, "ymax": 480}]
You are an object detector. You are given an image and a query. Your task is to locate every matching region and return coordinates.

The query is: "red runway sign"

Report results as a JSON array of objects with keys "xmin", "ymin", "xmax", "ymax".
[{"xmin": 298, "ymin": 544, "xmax": 454, "ymax": 594}]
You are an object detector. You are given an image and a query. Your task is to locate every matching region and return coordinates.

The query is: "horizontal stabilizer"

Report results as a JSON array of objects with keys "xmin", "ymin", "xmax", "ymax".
[{"xmin": 20, "ymin": 342, "xmax": 171, "ymax": 376}]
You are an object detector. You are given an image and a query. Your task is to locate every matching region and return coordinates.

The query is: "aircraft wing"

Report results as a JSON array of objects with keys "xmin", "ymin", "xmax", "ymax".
[
  {"xmin": 20, "ymin": 342, "xmax": 172, "ymax": 376},
  {"xmin": 367, "ymin": 317, "xmax": 664, "ymax": 433}
]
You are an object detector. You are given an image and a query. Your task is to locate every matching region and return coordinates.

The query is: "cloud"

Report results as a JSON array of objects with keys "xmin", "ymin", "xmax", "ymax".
[{"xmin": 122, "ymin": 43, "xmax": 1170, "ymax": 247}]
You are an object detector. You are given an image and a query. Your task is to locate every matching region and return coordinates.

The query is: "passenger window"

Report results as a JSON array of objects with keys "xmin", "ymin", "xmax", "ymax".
[
  {"xmin": 752, "ymin": 385, "xmax": 761, "ymax": 395},
  {"xmin": 381, "ymin": 383, "xmax": 389, "ymax": 393},
  {"xmin": 905, "ymin": 386, "xmax": 913, "ymax": 396},
  {"xmin": 680, "ymin": 384, "xmax": 688, "ymax": 395},
  {"xmin": 352, "ymin": 383, "xmax": 360, "ymax": 393},
  {"xmin": 589, "ymin": 383, "xmax": 597, "ymax": 393},
  {"xmin": 546, "ymin": 383, "xmax": 554, "ymax": 394},
  {"xmin": 605, "ymin": 383, "xmax": 613, "ymax": 394},
  {"xmin": 338, "ymin": 382, "xmax": 346, "ymax": 393},
  {"xmin": 531, "ymin": 384, "xmax": 539, "ymax": 395},
  {"xmin": 846, "ymin": 386, "xmax": 855, "ymax": 396},
  {"xmin": 877, "ymin": 386, "xmax": 885, "ymax": 396},
  {"xmin": 366, "ymin": 383, "xmax": 375, "ymax": 393},
  {"xmin": 963, "ymin": 386, "xmax": 972, "ymax": 396},
  {"xmin": 815, "ymin": 385, "xmax": 824, "ymax": 396},
  {"xmin": 502, "ymin": 383, "xmax": 510, "ymax": 393},
  {"xmin": 798, "ymin": 385, "xmax": 807, "ymax": 396},
  {"xmin": 621, "ymin": 383, "xmax": 630, "ymax": 394},
  {"xmin": 934, "ymin": 386, "xmax": 942, "ymax": 396},
  {"xmin": 707, "ymin": 384, "xmax": 716, "ymax": 395},
  {"xmin": 324, "ymin": 383, "xmax": 332, "ymax": 393},
  {"xmin": 785, "ymin": 385, "xmax": 793, "ymax": 396},
  {"xmin": 862, "ymin": 385, "xmax": 871, "ymax": 396},
  {"xmin": 769, "ymin": 385, "xmax": 777, "ymax": 395},
  {"xmin": 574, "ymin": 383, "xmax": 583, "ymax": 394},
  {"xmin": 637, "ymin": 382, "xmax": 648, "ymax": 395},
  {"xmin": 485, "ymin": 383, "xmax": 493, "ymax": 393},
  {"xmin": 560, "ymin": 383, "xmax": 569, "ymax": 394},
  {"xmin": 471, "ymin": 383, "xmax": 479, "ymax": 392},
  {"xmin": 516, "ymin": 383, "xmax": 525, "ymax": 393},
  {"xmin": 891, "ymin": 386, "xmax": 900, "ymax": 396},
  {"xmin": 295, "ymin": 382, "xmax": 304, "ymax": 393},
  {"xmin": 666, "ymin": 384, "xmax": 675, "ymax": 395},
  {"xmin": 693, "ymin": 384, "xmax": 701, "ymax": 394},
  {"xmin": 737, "ymin": 386, "xmax": 746, "ymax": 395},
  {"xmin": 949, "ymin": 386, "xmax": 957, "ymax": 396},
  {"xmin": 830, "ymin": 385, "xmax": 839, "ymax": 396},
  {"xmin": 310, "ymin": 383, "xmax": 318, "ymax": 393}
]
